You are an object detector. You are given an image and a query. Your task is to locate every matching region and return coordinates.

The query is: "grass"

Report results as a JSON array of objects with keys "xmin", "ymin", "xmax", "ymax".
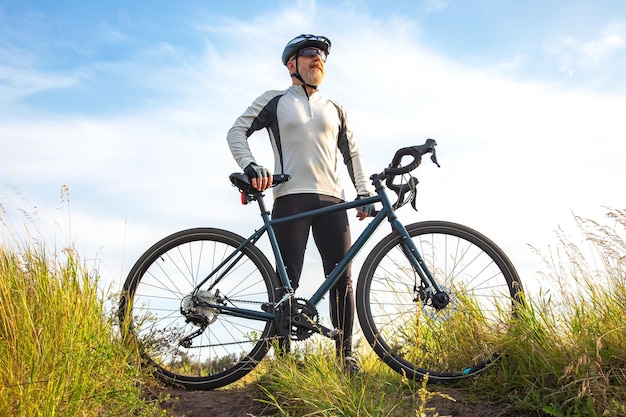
[
  {"xmin": 254, "ymin": 340, "xmax": 455, "ymax": 416},
  {"xmin": 477, "ymin": 208, "xmax": 626, "ymax": 416},
  {"xmin": 3, "ymin": 190, "xmax": 626, "ymax": 416},
  {"xmin": 0, "ymin": 202, "xmax": 164, "ymax": 416},
  {"xmin": 253, "ymin": 209, "xmax": 626, "ymax": 416}
]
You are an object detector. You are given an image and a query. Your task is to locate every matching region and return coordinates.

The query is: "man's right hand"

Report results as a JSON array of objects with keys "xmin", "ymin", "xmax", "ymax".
[{"xmin": 244, "ymin": 162, "xmax": 273, "ymax": 191}]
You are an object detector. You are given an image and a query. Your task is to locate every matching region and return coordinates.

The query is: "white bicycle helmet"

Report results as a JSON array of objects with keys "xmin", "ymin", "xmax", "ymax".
[{"xmin": 281, "ymin": 34, "xmax": 331, "ymax": 65}]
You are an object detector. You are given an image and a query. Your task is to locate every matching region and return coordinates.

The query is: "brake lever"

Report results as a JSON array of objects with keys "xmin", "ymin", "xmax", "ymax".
[
  {"xmin": 422, "ymin": 138, "xmax": 441, "ymax": 168},
  {"xmin": 409, "ymin": 181, "xmax": 418, "ymax": 211},
  {"xmin": 430, "ymin": 151, "xmax": 441, "ymax": 168}
]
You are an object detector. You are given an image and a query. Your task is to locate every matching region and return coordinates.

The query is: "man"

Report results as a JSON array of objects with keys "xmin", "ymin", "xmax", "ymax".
[{"xmin": 226, "ymin": 34, "xmax": 374, "ymax": 373}]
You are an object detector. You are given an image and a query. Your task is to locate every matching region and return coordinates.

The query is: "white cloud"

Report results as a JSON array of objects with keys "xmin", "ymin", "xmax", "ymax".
[
  {"xmin": 0, "ymin": 54, "xmax": 80, "ymax": 105},
  {"xmin": 543, "ymin": 21, "xmax": 626, "ymax": 77},
  {"xmin": 423, "ymin": 0, "xmax": 449, "ymax": 16},
  {"xmin": 2, "ymin": 2, "xmax": 625, "ymax": 297}
]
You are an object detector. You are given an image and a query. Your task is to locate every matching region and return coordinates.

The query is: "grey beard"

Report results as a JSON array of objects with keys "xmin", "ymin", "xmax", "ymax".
[{"xmin": 301, "ymin": 68, "xmax": 324, "ymax": 86}]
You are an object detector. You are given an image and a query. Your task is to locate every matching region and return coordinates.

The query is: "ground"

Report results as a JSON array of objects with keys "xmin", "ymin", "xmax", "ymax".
[
  {"xmin": 151, "ymin": 384, "xmax": 530, "ymax": 417},
  {"xmin": 153, "ymin": 384, "xmax": 272, "ymax": 417}
]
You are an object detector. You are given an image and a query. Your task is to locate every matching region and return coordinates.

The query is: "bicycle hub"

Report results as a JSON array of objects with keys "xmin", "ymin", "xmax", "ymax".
[{"xmin": 431, "ymin": 291, "xmax": 450, "ymax": 310}]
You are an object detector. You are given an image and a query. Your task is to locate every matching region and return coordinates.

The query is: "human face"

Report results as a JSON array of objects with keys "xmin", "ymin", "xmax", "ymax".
[{"xmin": 290, "ymin": 48, "xmax": 326, "ymax": 86}]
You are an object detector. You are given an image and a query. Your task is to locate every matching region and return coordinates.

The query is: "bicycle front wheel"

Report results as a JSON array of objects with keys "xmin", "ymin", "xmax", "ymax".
[
  {"xmin": 356, "ymin": 220, "xmax": 523, "ymax": 382},
  {"xmin": 119, "ymin": 228, "xmax": 281, "ymax": 390}
]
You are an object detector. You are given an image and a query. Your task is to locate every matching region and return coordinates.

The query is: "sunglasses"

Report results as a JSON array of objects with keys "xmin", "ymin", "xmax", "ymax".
[{"xmin": 297, "ymin": 48, "xmax": 327, "ymax": 62}]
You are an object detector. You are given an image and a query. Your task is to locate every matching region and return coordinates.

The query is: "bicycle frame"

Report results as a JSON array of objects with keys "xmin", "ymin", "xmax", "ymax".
[
  {"xmin": 121, "ymin": 138, "xmax": 526, "ymax": 388},
  {"xmin": 194, "ymin": 175, "xmax": 444, "ymax": 328}
]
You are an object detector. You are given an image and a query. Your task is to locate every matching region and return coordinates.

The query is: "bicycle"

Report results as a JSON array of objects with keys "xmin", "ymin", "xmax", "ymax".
[{"xmin": 119, "ymin": 139, "xmax": 524, "ymax": 390}]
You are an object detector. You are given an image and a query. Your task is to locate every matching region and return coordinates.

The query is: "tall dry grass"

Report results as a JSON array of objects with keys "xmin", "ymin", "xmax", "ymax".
[
  {"xmin": 255, "ymin": 209, "xmax": 626, "ymax": 416},
  {"xmin": 479, "ymin": 208, "xmax": 626, "ymax": 416},
  {"xmin": 256, "ymin": 339, "xmax": 455, "ymax": 417},
  {"xmin": 4, "ymin": 186, "xmax": 625, "ymax": 416},
  {"xmin": 0, "ymin": 195, "xmax": 162, "ymax": 416}
]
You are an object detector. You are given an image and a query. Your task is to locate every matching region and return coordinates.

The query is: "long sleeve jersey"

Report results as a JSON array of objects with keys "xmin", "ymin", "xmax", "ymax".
[{"xmin": 227, "ymin": 85, "xmax": 372, "ymax": 201}]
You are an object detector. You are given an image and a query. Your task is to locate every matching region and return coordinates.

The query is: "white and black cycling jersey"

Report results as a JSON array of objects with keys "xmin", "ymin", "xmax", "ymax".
[{"xmin": 227, "ymin": 85, "xmax": 372, "ymax": 200}]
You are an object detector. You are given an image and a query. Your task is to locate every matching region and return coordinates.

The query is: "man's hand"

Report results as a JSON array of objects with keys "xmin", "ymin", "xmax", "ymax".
[
  {"xmin": 244, "ymin": 162, "xmax": 273, "ymax": 191},
  {"xmin": 355, "ymin": 195, "xmax": 375, "ymax": 221}
]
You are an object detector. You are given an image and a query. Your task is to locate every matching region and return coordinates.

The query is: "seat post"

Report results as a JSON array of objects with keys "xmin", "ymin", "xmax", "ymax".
[{"xmin": 255, "ymin": 193, "xmax": 271, "ymax": 219}]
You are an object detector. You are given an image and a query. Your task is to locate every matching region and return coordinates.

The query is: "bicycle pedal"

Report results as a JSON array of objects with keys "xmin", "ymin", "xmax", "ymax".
[{"xmin": 327, "ymin": 328, "xmax": 340, "ymax": 338}]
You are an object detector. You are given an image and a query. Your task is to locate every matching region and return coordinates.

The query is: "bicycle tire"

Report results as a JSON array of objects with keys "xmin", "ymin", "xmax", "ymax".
[
  {"xmin": 119, "ymin": 227, "xmax": 281, "ymax": 390},
  {"xmin": 356, "ymin": 220, "xmax": 523, "ymax": 382}
]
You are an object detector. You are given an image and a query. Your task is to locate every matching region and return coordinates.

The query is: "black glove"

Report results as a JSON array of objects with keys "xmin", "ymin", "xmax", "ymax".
[
  {"xmin": 355, "ymin": 195, "xmax": 375, "ymax": 217},
  {"xmin": 244, "ymin": 162, "xmax": 271, "ymax": 180}
]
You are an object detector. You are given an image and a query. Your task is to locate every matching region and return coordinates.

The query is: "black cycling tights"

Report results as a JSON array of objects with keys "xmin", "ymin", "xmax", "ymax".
[{"xmin": 272, "ymin": 193, "xmax": 354, "ymax": 358}]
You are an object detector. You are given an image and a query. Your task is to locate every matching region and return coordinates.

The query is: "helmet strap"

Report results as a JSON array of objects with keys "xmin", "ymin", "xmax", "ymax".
[{"xmin": 290, "ymin": 59, "xmax": 318, "ymax": 98}]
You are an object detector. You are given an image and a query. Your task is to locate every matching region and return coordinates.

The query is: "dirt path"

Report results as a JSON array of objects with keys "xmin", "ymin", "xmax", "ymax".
[
  {"xmin": 153, "ymin": 384, "xmax": 523, "ymax": 417},
  {"xmin": 154, "ymin": 384, "xmax": 273, "ymax": 417}
]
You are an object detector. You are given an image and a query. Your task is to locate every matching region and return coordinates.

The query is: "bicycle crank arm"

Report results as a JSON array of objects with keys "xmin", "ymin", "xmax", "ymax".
[
  {"xmin": 320, "ymin": 325, "xmax": 340, "ymax": 339},
  {"xmin": 295, "ymin": 314, "xmax": 340, "ymax": 339}
]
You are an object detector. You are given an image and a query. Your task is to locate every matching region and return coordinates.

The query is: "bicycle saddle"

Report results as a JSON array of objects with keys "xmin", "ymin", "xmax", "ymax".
[{"xmin": 229, "ymin": 173, "xmax": 291, "ymax": 195}]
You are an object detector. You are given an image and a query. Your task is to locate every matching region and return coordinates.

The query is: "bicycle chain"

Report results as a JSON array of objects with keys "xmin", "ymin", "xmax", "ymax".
[
  {"xmin": 186, "ymin": 298, "xmax": 280, "ymax": 349},
  {"xmin": 187, "ymin": 297, "xmax": 320, "ymax": 348},
  {"xmin": 189, "ymin": 335, "xmax": 284, "ymax": 349},
  {"xmin": 224, "ymin": 298, "xmax": 266, "ymax": 306}
]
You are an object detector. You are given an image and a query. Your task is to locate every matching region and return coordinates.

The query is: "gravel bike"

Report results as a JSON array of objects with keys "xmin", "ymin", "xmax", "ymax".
[{"xmin": 119, "ymin": 139, "xmax": 523, "ymax": 390}]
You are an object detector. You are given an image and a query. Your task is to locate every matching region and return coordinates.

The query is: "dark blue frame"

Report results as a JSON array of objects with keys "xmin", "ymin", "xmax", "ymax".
[{"xmin": 194, "ymin": 181, "xmax": 441, "ymax": 324}]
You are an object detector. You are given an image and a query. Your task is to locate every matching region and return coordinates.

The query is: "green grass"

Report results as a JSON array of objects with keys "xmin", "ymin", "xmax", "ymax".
[
  {"xmin": 4, "ymin": 192, "xmax": 626, "ymax": 416},
  {"xmin": 477, "ymin": 208, "xmax": 626, "ymax": 416},
  {"xmin": 0, "ymin": 241, "xmax": 164, "ymax": 416},
  {"xmin": 252, "ymin": 209, "xmax": 626, "ymax": 417},
  {"xmin": 254, "ymin": 340, "xmax": 455, "ymax": 417}
]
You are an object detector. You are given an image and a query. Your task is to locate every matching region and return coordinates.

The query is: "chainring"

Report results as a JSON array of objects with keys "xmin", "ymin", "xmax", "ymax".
[{"xmin": 275, "ymin": 297, "xmax": 320, "ymax": 341}]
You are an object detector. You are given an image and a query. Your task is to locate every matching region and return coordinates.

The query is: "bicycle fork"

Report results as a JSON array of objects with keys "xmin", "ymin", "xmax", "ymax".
[{"xmin": 391, "ymin": 218, "xmax": 451, "ymax": 310}]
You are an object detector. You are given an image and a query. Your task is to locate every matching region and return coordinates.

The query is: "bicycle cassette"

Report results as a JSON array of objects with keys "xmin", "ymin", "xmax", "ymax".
[{"xmin": 180, "ymin": 291, "xmax": 220, "ymax": 325}]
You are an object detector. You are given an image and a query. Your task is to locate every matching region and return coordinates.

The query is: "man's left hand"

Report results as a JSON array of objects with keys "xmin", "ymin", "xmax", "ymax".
[{"xmin": 355, "ymin": 195, "xmax": 375, "ymax": 221}]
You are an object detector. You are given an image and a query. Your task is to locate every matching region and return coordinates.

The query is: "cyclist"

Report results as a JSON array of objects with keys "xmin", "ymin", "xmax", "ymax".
[{"xmin": 226, "ymin": 34, "xmax": 374, "ymax": 374}]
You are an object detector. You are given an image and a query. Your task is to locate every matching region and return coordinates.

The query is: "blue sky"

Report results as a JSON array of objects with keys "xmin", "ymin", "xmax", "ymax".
[{"xmin": 1, "ymin": 0, "xmax": 625, "ymax": 297}]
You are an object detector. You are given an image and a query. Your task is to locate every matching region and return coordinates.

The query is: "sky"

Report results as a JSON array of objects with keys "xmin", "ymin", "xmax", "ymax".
[{"xmin": 1, "ymin": 0, "xmax": 625, "ymax": 300}]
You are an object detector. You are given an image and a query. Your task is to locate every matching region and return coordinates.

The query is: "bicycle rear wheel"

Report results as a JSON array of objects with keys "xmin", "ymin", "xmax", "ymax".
[
  {"xmin": 119, "ymin": 228, "xmax": 280, "ymax": 390},
  {"xmin": 356, "ymin": 220, "xmax": 523, "ymax": 382}
]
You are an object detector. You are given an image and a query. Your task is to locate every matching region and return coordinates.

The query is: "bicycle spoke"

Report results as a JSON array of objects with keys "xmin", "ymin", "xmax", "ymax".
[
  {"xmin": 120, "ymin": 228, "xmax": 279, "ymax": 390},
  {"xmin": 357, "ymin": 221, "xmax": 522, "ymax": 382}
]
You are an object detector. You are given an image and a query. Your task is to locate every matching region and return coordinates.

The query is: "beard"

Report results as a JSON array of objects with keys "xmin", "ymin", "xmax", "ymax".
[{"xmin": 300, "ymin": 65, "xmax": 325, "ymax": 86}]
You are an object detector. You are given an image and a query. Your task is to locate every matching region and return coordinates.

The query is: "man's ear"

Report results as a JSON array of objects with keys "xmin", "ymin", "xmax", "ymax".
[{"xmin": 286, "ymin": 58, "xmax": 296, "ymax": 73}]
